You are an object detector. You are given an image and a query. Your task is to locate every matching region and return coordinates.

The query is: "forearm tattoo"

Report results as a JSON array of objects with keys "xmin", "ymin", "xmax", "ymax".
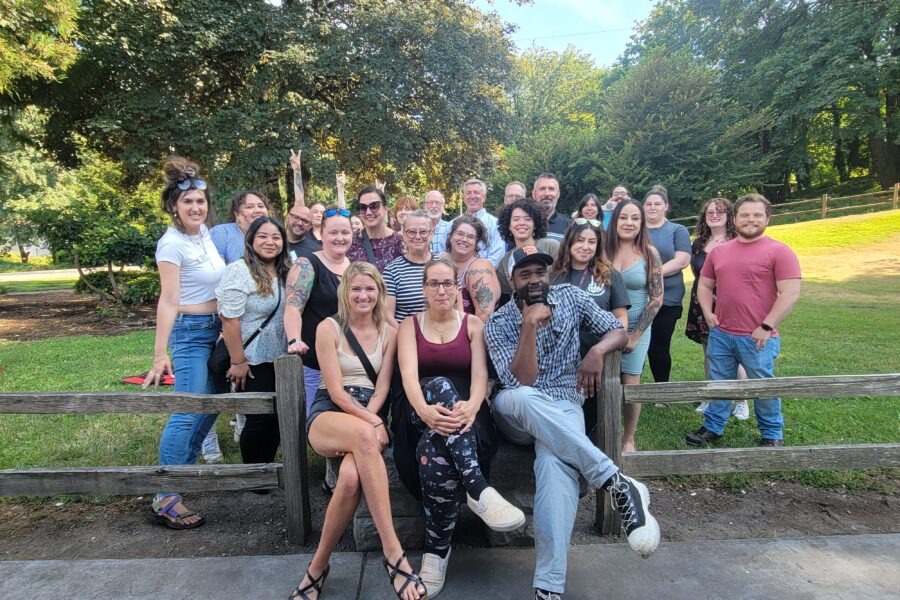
[
  {"xmin": 286, "ymin": 259, "xmax": 314, "ymax": 310},
  {"xmin": 633, "ymin": 250, "xmax": 663, "ymax": 336}
]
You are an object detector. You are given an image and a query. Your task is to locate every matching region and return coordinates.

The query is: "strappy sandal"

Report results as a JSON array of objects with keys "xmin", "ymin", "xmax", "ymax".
[
  {"xmin": 289, "ymin": 563, "xmax": 330, "ymax": 600},
  {"xmin": 149, "ymin": 495, "xmax": 206, "ymax": 530},
  {"xmin": 383, "ymin": 552, "xmax": 428, "ymax": 599}
]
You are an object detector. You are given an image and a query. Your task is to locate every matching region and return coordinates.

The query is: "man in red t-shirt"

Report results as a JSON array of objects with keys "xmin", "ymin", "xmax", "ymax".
[{"xmin": 686, "ymin": 193, "xmax": 801, "ymax": 447}]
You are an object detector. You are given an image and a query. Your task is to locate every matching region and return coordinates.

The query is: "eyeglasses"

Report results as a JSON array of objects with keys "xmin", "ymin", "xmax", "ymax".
[
  {"xmin": 424, "ymin": 280, "xmax": 457, "ymax": 291},
  {"xmin": 288, "ymin": 213, "xmax": 312, "ymax": 225},
  {"xmin": 404, "ymin": 228, "xmax": 431, "ymax": 239},
  {"xmin": 574, "ymin": 218, "xmax": 601, "ymax": 227},
  {"xmin": 173, "ymin": 178, "xmax": 207, "ymax": 192},
  {"xmin": 611, "ymin": 190, "xmax": 629, "ymax": 197},
  {"xmin": 324, "ymin": 208, "xmax": 352, "ymax": 218},
  {"xmin": 358, "ymin": 201, "xmax": 383, "ymax": 213}
]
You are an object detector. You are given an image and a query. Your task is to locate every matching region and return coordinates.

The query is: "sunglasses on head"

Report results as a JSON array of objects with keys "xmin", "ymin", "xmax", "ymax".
[
  {"xmin": 174, "ymin": 178, "xmax": 207, "ymax": 192},
  {"xmin": 574, "ymin": 218, "xmax": 601, "ymax": 227},
  {"xmin": 324, "ymin": 208, "xmax": 352, "ymax": 218}
]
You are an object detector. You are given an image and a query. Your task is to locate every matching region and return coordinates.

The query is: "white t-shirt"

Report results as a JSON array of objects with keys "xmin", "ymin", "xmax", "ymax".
[{"xmin": 155, "ymin": 226, "xmax": 226, "ymax": 305}]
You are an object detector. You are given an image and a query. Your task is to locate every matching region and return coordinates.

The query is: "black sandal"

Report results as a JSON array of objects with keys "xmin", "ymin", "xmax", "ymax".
[
  {"xmin": 289, "ymin": 563, "xmax": 330, "ymax": 600},
  {"xmin": 383, "ymin": 552, "xmax": 427, "ymax": 599}
]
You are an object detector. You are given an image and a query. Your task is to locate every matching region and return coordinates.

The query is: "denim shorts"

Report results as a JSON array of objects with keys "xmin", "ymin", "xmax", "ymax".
[{"xmin": 306, "ymin": 385, "xmax": 375, "ymax": 434}]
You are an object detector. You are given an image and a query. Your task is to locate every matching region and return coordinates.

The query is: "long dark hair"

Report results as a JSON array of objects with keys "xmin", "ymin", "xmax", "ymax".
[
  {"xmin": 692, "ymin": 197, "xmax": 736, "ymax": 252},
  {"xmin": 244, "ymin": 217, "xmax": 292, "ymax": 296},
  {"xmin": 604, "ymin": 199, "xmax": 653, "ymax": 279},
  {"xmin": 553, "ymin": 221, "xmax": 612, "ymax": 285},
  {"xmin": 576, "ymin": 193, "xmax": 601, "ymax": 218},
  {"xmin": 497, "ymin": 199, "xmax": 547, "ymax": 244}
]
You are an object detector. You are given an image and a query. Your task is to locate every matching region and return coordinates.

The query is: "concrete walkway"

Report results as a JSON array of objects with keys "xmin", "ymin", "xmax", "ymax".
[{"xmin": 2, "ymin": 534, "xmax": 898, "ymax": 599}]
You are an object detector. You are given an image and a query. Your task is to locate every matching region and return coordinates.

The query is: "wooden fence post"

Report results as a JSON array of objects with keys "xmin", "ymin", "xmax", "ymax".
[
  {"xmin": 893, "ymin": 183, "xmax": 899, "ymax": 210},
  {"xmin": 275, "ymin": 354, "xmax": 310, "ymax": 545},
  {"xmin": 596, "ymin": 350, "xmax": 623, "ymax": 535},
  {"xmin": 821, "ymin": 194, "xmax": 829, "ymax": 218}
]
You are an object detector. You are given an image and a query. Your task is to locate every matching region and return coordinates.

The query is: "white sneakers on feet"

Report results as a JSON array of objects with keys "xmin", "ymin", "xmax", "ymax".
[
  {"xmin": 695, "ymin": 401, "xmax": 708, "ymax": 413},
  {"xmin": 466, "ymin": 487, "xmax": 526, "ymax": 532},
  {"xmin": 606, "ymin": 472, "xmax": 660, "ymax": 558},
  {"xmin": 732, "ymin": 400, "xmax": 750, "ymax": 421},
  {"xmin": 201, "ymin": 430, "xmax": 224, "ymax": 464},
  {"xmin": 419, "ymin": 548, "xmax": 450, "ymax": 597}
]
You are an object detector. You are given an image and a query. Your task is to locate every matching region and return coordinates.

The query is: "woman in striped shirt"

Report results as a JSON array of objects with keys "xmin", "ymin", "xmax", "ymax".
[{"xmin": 383, "ymin": 210, "xmax": 434, "ymax": 328}]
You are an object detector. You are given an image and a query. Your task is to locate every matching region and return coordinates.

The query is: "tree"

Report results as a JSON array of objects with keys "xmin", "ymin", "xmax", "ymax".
[{"xmin": 0, "ymin": 0, "xmax": 78, "ymax": 95}]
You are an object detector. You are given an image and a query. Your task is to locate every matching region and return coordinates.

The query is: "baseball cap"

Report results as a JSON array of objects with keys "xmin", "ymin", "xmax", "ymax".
[{"xmin": 509, "ymin": 245, "xmax": 553, "ymax": 274}]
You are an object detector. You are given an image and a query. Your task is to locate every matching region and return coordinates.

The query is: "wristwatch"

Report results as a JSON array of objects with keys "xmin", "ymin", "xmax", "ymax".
[{"xmin": 760, "ymin": 323, "xmax": 773, "ymax": 332}]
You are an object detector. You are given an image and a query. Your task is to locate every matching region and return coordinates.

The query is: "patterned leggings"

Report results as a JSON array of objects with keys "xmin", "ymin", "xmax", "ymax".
[{"xmin": 410, "ymin": 377, "xmax": 488, "ymax": 554}]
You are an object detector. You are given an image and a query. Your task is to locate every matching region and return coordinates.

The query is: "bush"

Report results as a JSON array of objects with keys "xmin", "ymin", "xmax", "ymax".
[
  {"xmin": 74, "ymin": 271, "xmax": 160, "ymax": 305},
  {"xmin": 74, "ymin": 271, "xmax": 143, "ymax": 295}
]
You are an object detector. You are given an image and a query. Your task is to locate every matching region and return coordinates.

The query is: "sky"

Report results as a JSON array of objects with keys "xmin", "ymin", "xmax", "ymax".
[{"xmin": 473, "ymin": 0, "xmax": 656, "ymax": 66}]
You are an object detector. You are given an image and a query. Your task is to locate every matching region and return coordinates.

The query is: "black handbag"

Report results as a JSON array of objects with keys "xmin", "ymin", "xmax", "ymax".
[{"xmin": 208, "ymin": 285, "xmax": 282, "ymax": 382}]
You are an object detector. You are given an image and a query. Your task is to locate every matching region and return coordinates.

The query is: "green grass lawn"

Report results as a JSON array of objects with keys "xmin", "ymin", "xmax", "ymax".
[
  {"xmin": 0, "ymin": 278, "xmax": 78, "ymax": 293},
  {"xmin": 0, "ymin": 257, "xmax": 70, "ymax": 272},
  {"xmin": 0, "ymin": 212, "xmax": 897, "ymax": 491}
]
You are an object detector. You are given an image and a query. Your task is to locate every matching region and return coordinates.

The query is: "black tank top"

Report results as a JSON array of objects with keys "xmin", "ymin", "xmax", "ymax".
[{"xmin": 300, "ymin": 254, "xmax": 340, "ymax": 371}]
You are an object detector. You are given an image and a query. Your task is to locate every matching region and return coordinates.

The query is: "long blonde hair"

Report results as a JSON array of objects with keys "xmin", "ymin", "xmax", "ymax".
[{"xmin": 336, "ymin": 262, "xmax": 389, "ymax": 332}]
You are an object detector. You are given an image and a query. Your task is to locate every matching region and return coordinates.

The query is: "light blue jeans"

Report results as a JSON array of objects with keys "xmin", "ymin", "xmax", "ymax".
[
  {"xmin": 703, "ymin": 328, "xmax": 783, "ymax": 440},
  {"xmin": 493, "ymin": 386, "xmax": 619, "ymax": 593},
  {"xmin": 156, "ymin": 313, "xmax": 221, "ymax": 500}
]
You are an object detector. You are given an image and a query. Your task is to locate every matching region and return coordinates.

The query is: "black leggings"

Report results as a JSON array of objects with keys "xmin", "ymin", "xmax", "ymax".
[
  {"xmin": 647, "ymin": 304, "xmax": 683, "ymax": 383},
  {"xmin": 237, "ymin": 362, "xmax": 281, "ymax": 464}
]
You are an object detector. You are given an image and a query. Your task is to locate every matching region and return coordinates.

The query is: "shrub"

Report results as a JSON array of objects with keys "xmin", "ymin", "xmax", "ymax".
[{"xmin": 120, "ymin": 273, "xmax": 161, "ymax": 306}]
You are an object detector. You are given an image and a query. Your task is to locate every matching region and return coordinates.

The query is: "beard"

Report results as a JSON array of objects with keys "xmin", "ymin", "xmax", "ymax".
[{"xmin": 515, "ymin": 280, "xmax": 550, "ymax": 306}]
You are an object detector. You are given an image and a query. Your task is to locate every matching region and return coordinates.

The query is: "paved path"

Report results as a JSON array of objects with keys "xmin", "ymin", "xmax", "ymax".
[{"xmin": 2, "ymin": 534, "xmax": 898, "ymax": 599}]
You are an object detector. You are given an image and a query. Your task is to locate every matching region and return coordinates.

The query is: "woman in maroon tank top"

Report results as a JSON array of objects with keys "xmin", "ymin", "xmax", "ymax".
[{"xmin": 393, "ymin": 258, "xmax": 524, "ymax": 597}]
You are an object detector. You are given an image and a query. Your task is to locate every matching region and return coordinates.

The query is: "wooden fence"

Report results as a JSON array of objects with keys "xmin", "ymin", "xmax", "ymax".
[
  {"xmin": 670, "ymin": 183, "xmax": 899, "ymax": 229},
  {"xmin": 1, "ymin": 353, "xmax": 898, "ymax": 542}
]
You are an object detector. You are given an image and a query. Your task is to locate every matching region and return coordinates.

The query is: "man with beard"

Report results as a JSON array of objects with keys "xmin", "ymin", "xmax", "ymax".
[
  {"xmin": 424, "ymin": 189, "xmax": 452, "ymax": 255},
  {"xmin": 686, "ymin": 193, "xmax": 801, "ymax": 447},
  {"xmin": 484, "ymin": 246, "xmax": 660, "ymax": 600},
  {"xmin": 532, "ymin": 173, "xmax": 571, "ymax": 242},
  {"xmin": 286, "ymin": 204, "xmax": 321, "ymax": 261}
]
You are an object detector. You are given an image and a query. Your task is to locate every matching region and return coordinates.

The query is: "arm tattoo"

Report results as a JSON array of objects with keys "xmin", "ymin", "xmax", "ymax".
[
  {"xmin": 286, "ymin": 259, "xmax": 314, "ymax": 310},
  {"xmin": 468, "ymin": 268, "xmax": 496, "ymax": 313},
  {"xmin": 632, "ymin": 250, "xmax": 663, "ymax": 336}
]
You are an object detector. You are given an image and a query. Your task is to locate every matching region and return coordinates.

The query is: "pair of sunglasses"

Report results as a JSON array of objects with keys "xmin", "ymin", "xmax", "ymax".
[
  {"xmin": 324, "ymin": 208, "xmax": 352, "ymax": 218},
  {"xmin": 574, "ymin": 217, "xmax": 601, "ymax": 227},
  {"xmin": 175, "ymin": 178, "xmax": 207, "ymax": 191}
]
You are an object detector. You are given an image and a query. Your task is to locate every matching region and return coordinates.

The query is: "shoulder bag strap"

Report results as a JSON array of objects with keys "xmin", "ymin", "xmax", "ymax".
[
  {"xmin": 361, "ymin": 230, "xmax": 377, "ymax": 265},
  {"xmin": 342, "ymin": 325, "xmax": 379, "ymax": 385},
  {"xmin": 242, "ymin": 283, "xmax": 282, "ymax": 350}
]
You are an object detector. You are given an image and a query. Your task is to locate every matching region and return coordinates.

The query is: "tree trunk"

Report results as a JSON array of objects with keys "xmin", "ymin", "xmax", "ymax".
[
  {"xmin": 832, "ymin": 107, "xmax": 849, "ymax": 182},
  {"xmin": 72, "ymin": 249, "xmax": 110, "ymax": 311}
]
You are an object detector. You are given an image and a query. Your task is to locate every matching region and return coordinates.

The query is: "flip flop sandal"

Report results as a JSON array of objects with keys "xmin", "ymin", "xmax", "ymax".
[
  {"xmin": 150, "ymin": 495, "xmax": 206, "ymax": 530},
  {"xmin": 289, "ymin": 563, "xmax": 330, "ymax": 600},
  {"xmin": 383, "ymin": 552, "xmax": 428, "ymax": 599}
]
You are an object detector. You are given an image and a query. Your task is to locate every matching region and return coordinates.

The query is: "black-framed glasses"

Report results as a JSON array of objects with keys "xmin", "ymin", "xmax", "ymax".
[
  {"xmin": 358, "ymin": 201, "xmax": 384, "ymax": 213},
  {"xmin": 424, "ymin": 279, "xmax": 457, "ymax": 291},
  {"xmin": 175, "ymin": 178, "xmax": 207, "ymax": 191},
  {"xmin": 404, "ymin": 228, "xmax": 431, "ymax": 239},
  {"xmin": 574, "ymin": 218, "xmax": 601, "ymax": 227},
  {"xmin": 288, "ymin": 212, "xmax": 312, "ymax": 225},
  {"xmin": 324, "ymin": 208, "xmax": 351, "ymax": 218}
]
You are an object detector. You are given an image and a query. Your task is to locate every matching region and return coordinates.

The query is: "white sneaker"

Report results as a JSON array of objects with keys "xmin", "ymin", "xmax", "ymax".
[
  {"xmin": 733, "ymin": 400, "xmax": 750, "ymax": 421},
  {"xmin": 466, "ymin": 487, "xmax": 526, "ymax": 532},
  {"xmin": 695, "ymin": 401, "xmax": 709, "ymax": 413},
  {"xmin": 201, "ymin": 430, "xmax": 224, "ymax": 464},
  {"xmin": 606, "ymin": 472, "xmax": 660, "ymax": 558},
  {"xmin": 419, "ymin": 548, "xmax": 450, "ymax": 598},
  {"xmin": 233, "ymin": 414, "xmax": 246, "ymax": 443}
]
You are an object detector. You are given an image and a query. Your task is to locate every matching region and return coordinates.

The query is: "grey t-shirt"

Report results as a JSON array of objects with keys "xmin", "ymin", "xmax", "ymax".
[{"xmin": 648, "ymin": 220, "xmax": 691, "ymax": 306}]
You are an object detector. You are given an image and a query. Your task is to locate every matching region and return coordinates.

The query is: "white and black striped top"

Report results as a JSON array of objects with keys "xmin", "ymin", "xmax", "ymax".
[{"xmin": 383, "ymin": 255, "xmax": 428, "ymax": 323}]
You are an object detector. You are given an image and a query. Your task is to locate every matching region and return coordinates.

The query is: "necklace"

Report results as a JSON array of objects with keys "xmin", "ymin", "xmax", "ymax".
[{"xmin": 425, "ymin": 311, "xmax": 454, "ymax": 344}]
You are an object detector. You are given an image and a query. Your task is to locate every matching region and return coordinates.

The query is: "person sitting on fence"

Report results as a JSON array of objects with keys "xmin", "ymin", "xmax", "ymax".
[
  {"xmin": 684, "ymin": 198, "xmax": 749, "ymax": 418},
  {"xmin": 484, "ymin": 246, "xmax": 660, "ymax": 600},
  {"xmin": 393, "ymin": 257, "xmax": 525, "ymax": 597},
  {"xmin": 686, "ymin": 193, "xmax": 802, "ymax": 448},
  {"xmin": 290, "ymin": 262, "xmax": 426, "ymax": 600},
  {"xmin": 213, "ymin": 217, "xmax": 290, "ymax": 465},
  {"xmin": 143, "ymin": 156, "xmax": 225, "ymax": 530}
]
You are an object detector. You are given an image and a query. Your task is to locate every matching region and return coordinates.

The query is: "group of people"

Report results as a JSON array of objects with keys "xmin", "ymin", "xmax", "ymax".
[{"xmin": 142, "ymin": 153, "xmax": 800, "ymax": 600}]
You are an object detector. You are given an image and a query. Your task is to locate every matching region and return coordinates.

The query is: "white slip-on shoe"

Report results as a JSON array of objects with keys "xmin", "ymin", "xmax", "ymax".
[
  {"xmin": 732, "ymin": 400, "xmax": 750, "ymax": 421},
  {"xmin": 466, "ymin": 487, "xmax": 526, "ymax": 532},
  {"xmin": 419, "ymin": 548, "xmax": 450, "ymax": 597}
]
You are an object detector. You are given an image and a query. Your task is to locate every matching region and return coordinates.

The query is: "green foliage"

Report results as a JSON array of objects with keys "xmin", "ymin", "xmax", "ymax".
[
  {"xmin": 73, "ymin": 271, "xmax": 159, "ymax": 306},
  {"xmin": 0, "ymin": 0, "xmax": 78, "ymax": 94},
  {"xmin": 120, "ymin": 273, "xmax": 161, "ymax": 306}
]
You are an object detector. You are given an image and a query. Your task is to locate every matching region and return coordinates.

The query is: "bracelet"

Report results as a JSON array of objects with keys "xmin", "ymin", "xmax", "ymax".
[
  {"xmin": 288, "ymin": 338, "xmax": 299, "ymax": 345},
  {"xmin": 231, "ymin": 359, "xmax": 248, "ymax": 366}
]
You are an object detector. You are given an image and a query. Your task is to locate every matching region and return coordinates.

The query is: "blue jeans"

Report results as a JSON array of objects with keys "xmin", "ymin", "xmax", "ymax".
[
  {"xmin": 493, "ymin": 386, "xmax": 618, "ymax": 593},
  {"xmin": 703, "ymin": 328, "xmax": 783, "ymax": 440},
  {"xmin": 157, "ymin": 313, "xmax": 221, "ymax": 499}
]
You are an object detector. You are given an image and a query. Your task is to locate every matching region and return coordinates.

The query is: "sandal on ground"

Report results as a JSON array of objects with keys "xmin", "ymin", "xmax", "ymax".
[
  {"xmin": 289, "ymin": 563, "xmax": 330, "ymax": 600},
  {"xmin": 383, "ymin": 552, "xmax": 428, "ymax": 599},
  {"xmin": 149, "ymin": 495, "xmax": 206, "ymax": 530}
]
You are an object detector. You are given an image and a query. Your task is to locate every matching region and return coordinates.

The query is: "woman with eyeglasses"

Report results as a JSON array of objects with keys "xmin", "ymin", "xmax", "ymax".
[
  {"xmin": 550, "ymin": 219, "xmax": 630, "ymax": 436},
  {"xmin": 605, "ymin": 200, "xmax": 663, "ymax": 453},
  {"xmin": 284, "ymin": 207, "xmax": 353, "ymax": 411},
  {"xmin": 495, "ymin": 199, "xmax": 559, "ymax": 306},
  {"xmin": 142, "ymin": 157, "xmax": 225, "ymax": 530},
  {"xmin": 393, "ymin": 258, "xmax": 524, "ymax": 596},
  {"xmin": 383, "ymin": 210, "xmax": 434, "ymax": 328},
  {"xmin": 214, "ymin": 217, "xmax": 291, "ymax": 464},
  {"xmin": 685, "ymin": 198, "xmax": 749, "ymax": 419},
  {"xmin": 443, "ymin": 215, "xmax": 500, "ymax": 323},
  {"xmin": 643, "ymin": 186, "xmax": 691, "ymax": 390},
  {"xmin": 291, "ymin": 262, "xmax": 427, "ymax": 600},
  {"xmin": 347, "ymin": 185, "xmax": 404, "ymax": 272}
]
